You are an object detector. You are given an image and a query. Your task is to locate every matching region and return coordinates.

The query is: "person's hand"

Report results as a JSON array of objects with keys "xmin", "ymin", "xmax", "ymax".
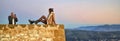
[{"xmin": 14, "ymin": 16, "xmax": 17, "ymax": 18}]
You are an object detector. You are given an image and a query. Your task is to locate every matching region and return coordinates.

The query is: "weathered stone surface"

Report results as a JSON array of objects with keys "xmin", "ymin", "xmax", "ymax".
[{"xmin": 0, "ymin": 24, "xmax": 66, "ymax": 41}]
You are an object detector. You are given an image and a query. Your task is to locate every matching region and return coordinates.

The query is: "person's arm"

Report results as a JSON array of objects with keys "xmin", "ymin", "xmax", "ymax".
[
  {"xmin": 52, "ymin": 13, "xmax": 56, "ymax": 24},
  {"xmin": 14, "ymin": 15, "xmax": 18, "ymax": 22},
  {"xmin": 15, "ymin": 18, "xmax": 18, "ymax": 22},
  {"xmin": 8, "ymin": 16, "xmax": 10, "ymax": 24},
  {"xmin": 8, "ymin": 16, "xmax": 10, "ymax": 21},
  {"xmin": 8, "ymin": 16, "xmax": 13, "ymax": 24}
]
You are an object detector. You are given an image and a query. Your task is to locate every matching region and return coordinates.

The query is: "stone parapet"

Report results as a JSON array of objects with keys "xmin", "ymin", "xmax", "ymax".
[{"xmin": 0, "ymin": 24, "xmax": 66, "ymax": 41}]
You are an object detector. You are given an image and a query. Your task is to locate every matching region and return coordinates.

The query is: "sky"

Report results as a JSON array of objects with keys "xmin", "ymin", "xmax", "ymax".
[{"xmin": 0, "ymin": 0, "xmax": 120, "ymax": 29}]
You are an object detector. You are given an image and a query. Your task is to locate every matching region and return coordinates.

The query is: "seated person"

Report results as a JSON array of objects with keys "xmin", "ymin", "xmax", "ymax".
[{"xmin": 29, "ymin": 8, "xmax": 56, "ymax": 25}]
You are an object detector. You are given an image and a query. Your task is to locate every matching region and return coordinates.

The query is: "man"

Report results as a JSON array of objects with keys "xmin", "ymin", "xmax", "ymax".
[
  {"xmin": 29, "ymin": 8, "xmax": 56, "ymax": 25},
  {"xmin": 8, "ymin": 12, "xmax": 18, "ymax": 24}
]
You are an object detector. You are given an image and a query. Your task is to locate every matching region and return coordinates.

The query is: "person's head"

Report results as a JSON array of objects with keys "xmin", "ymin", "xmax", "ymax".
[
  {"xmin": 49, "ymin": 8, "xmax": 54, "ymax": 14},
  {"xmin": 11, "ymin": 12, "xmax": 14, "ymax": 17},
  {"xmin": 14, "ymin": 14, "xmax": 16, "ymax": 17},
  {"xmin": 14, "ymin": 14, "xmax": 16, "ymax": 16}
]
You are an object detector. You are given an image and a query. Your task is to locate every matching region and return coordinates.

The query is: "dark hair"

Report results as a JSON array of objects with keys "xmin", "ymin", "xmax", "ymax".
[{"xmin": 49, "ymin": 8, "xmax": 54, "ymax": 12}]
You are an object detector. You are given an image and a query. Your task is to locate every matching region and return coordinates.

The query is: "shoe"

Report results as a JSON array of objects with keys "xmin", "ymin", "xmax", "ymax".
[
  {"xmin": 29, "ymin": 19, "xmax": 34, "ymax": 24},
  {"xmin": 35, "ymin": 21, "xmax": 38, "ymax": 24}
]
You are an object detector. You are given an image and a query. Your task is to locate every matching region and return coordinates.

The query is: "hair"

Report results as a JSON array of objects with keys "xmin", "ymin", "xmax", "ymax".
[
  {"xmin": 11, "ymin": 12, "xmax": 14, "ymax": 16},
  {"xmin": 11, "ymin": 12, "xmax": 14, "ymax": 14},
  {"xmin": 49, "ymin": 8, "xmax": 54, "ymax": 12}
]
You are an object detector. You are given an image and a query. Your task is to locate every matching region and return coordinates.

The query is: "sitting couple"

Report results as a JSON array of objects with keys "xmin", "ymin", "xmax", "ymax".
[
  {"xmin": 29, "ymin": 8, "xmax": 56, "ymax": 25},
  {"xmin": 8, "ymin": 12, "xmax": 18, "ymax": 24}
]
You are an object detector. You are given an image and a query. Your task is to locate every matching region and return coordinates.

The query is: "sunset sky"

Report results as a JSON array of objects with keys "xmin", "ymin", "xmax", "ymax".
[{"xmin": 0, "ymin": 0, "xmax": 120, "ymax": 28}]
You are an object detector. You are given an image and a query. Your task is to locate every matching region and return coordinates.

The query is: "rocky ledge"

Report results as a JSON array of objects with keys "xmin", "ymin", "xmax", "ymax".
[{"xmin": 0, "ymin": 24, "xmax": 66, "ymax": 41}]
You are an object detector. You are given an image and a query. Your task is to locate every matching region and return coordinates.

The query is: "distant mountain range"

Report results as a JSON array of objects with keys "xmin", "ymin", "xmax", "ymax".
[
  {"xmin": 73, "ymin": 24, "xmax": 120, "ymax": 31},
  {"xmin": 65, "ymin": 24, "xmax": 120, "ymax": 41}
]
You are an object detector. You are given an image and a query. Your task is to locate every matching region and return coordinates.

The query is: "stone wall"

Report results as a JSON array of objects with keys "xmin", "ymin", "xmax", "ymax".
[{"xmin": 0, "ymin": 24, "xmax": 66, "ymax": 41}]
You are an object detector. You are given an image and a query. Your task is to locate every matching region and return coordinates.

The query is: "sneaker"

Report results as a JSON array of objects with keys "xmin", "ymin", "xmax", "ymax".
[
  {"xmin": 35, "ymin": 21, "xmax": 38, "ymax": 24},
  {"xmin": 29, "ymin": 19, "xmax": 34, "ymax": 24}
]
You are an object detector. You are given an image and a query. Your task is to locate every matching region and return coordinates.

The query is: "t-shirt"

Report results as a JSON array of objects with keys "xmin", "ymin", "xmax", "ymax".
[{"xmin": 12, "ymin": 18, "xmax": 14, "ymax": 24}]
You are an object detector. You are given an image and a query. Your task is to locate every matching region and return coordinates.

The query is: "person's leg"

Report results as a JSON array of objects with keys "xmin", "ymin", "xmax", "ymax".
[
  {"xmin": 52, "ymin": 14, "xmax": 56, "ymax": 25},
  {"xmin": 35, "ymin": 15, "xmax": 47, "ymax": 24},
  {"xmin": 41, "ymin": 19, "xmax": 47, "ymax": 24}
]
